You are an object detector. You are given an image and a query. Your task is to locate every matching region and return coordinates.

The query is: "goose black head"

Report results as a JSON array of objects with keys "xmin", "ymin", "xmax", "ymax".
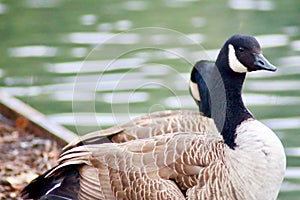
[
  {"xmin": 189, "ymin": 34, "xmax": 278, "ymax": 116},
  {"xmin": 217, "ymin": 34, "xmax": 277, "ymax": 73}
]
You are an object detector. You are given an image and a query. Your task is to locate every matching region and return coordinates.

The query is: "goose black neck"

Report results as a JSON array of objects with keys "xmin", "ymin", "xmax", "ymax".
[
  {"xmin": 201, "ymin": 57, "xmax": 252, "ymax": 149},
  {"xmin": 219, "ymin": 66, "xmax": 252, "ymax": 149}
]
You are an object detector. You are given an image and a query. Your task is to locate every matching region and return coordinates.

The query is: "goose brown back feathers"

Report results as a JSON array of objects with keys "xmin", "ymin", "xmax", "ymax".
[
  {"xmin": 63, "ymin": 110, "xmax": 214, "ymax": 152},
  {"xmin": 48, "ymin": 131, "xmax": 245, "ymax": 200}
]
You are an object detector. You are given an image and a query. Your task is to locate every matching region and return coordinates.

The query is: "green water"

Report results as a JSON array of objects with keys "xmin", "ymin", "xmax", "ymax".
[{"xmin": 1, "ymin": 0, "xmax": 300, "ymax": 199}]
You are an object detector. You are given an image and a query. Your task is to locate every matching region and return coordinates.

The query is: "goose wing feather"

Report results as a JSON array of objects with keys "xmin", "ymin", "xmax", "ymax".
[
  {"xmin": 63, "ymin": 110, "xmax": 216, "ymax": 152},
  {"xmin": 48, "ymin": 130, "xmax": 230, "ymax": 199}
]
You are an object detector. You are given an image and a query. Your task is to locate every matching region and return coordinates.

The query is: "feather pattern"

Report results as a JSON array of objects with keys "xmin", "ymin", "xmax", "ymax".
[
  {"xmin": 63, "ymin": 110, "xmax": 216, "ymax": 151},
  {"xmin": 45, "ymin": 123, "xmax": 284, "ymax": 200},
  {"xmin": 53, "ymin": 131, "xmax": 235, "ymax": 199}
]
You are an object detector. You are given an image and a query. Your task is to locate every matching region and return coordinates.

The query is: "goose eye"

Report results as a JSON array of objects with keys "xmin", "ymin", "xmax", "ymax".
[{"xmin": 238, "ymin": 47, "xmax": 245, "ymax": 53}]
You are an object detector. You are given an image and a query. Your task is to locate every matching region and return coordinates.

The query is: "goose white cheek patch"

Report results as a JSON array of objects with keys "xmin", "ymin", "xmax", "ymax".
[
  {"xmin": 189, "ymin": 81, "xmax": 200, "ymax": 101},
  {"xmin": 228, "ymin": 44, "xmax": 248, "ymax": 73}
]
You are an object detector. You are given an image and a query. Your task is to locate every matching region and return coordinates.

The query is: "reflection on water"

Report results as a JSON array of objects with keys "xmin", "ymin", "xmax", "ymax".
[
  {"xmin": 164, "ymin": 95, "xmax": 195, "ymax": 109},
  {"xmin": 70, "ymin": 47, "xmax": 88, "ymax": 58},
  {"xmin": 285, "ymin": 168, "xmax": 300, "ymax": 179},
  {"xmin": 1, "ymin": 0, "xmax": 300, "ymax": 198},
  {"xmin": 48, "ymin": 112, "xmax": 141, "ymax": 127},
  {"xmin": 291, "ymin": 40, "xmax": 300, "ymax": 51},
  {"xmin": 102, "ymin": 92, "xmax": 149, "ymax": 104},
  {"xmin": 228, "ymin": 0, "xmax": 274, "ymax": 11},
  {"xmin": 256, "ymin": 34, "xmax": 288, "ymax": 48},
  {"xmin": 279, "ymin": 56, "xmax": 300, "ymax": 67},
  {"xmin": 79, "ymin": 14, "xmax": 97, "ymax": 26},
  {"xmin": 163, "ymin": 0, "xmax": 197, "ymax": 8},
  {"xmin": 246, "ymin": 80, "xmax": 300, "ymax": 91},
  {"xmin": 0, "ymin": 2, "xmax": 7, "ymax": 14},
  {"xmin": 97, "ymin": 20, "xmax": 134, "ymax": 32},
  {"xmin": 262, "ymin": 117, "xmax": 300, "ymax": 130},
  {"xmin": 45, "ymin": 58, "xmax": 145, "ymax": 73},
  {"xmin": 190, "ymin": 17, "xmax": 206, "ymax": 28},
  {"xmin": 122, "ymin": 1, "xmax": 149, "ymax": 11},
  {"xmin": 244, "ymin": 94, "xmax": 300, "ymax": 105},
  {"xmin": 248, "ymin": 65, "xmax": 300, "ymax": 78},
  {"xmin": 281, "ymin": 181, "xmax": 300, "ymax": 192},
  {"xmin": 24, "ymin": 0, "xmax": 62, "ymax": 8},
  {"xmin": 286, "ymin": 148, "xmax": 300, "ymax": 157},
  {"xmin": 67, "ymin": 32, "xmax": 140, "ymax": 44},
  {"xmin": 8, "ymin": 46, "xmax": 58, "ymax": 57},
  {"xmin": 0, "ymin": 69, "xmax": 4, "ymax": 78}
]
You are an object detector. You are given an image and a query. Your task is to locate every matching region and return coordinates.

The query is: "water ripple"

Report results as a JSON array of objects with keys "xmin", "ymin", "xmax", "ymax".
[
  {"xmin": 0, "ymin": 2, "xmax": 8, "ymax": 14},
  {"xmin": 67, "ymin": 32, "xmax": 140, "ymax": 44},
  {"xmin": 244, "ymin": 94, "xmax": 300, "ymax": 105},
  {"xmin": 285, "ymin": 147, "xmax": 300, "ymax": 157},
  {"xmin": 8, "ymin": 46, "xmax": 57, "ymax": 57},
  {"xmin": 102, "ymin": 92, "xmax": 149, "ymax": 104},
  {"xmin": 285, "ymin": 167, "xmax": 300, "ymax": 179},
  {"xmin": 256, "ymin": 34, "xmax": 288, "ymax": 48},
  {"xmin": 228, "ymin": 0, "xmax": 274, "ymax": 11},
  {"xmin": 281, "ymin": 180, "xmax": 300, "ymax": 192},
  {"xmin": 45, "ymin": 58, "xmax": 145, "ymax": 74},
  {"xmin": 278, "ymin": 56, "xmax": 300, "ymax": 67},
  {"xmin": 262, "ymin": 117, "xmax": 300, "ymax": 130},
  {"xmin": 245, "ymin": 80, "xmax": 300, "ymax": 91},
  {"xmin": 48, "ymin": 113, "xmax": 142, "ymax": 126},
  {"xmin": 79, "ymin": 14, "xmax": 97, "ymax": 26}
]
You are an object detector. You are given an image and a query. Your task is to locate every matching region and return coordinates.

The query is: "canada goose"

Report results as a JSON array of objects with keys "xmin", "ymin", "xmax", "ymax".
[{"xmin": 21, "ymin": 34, "xmax": 285, "ymax": 200}]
